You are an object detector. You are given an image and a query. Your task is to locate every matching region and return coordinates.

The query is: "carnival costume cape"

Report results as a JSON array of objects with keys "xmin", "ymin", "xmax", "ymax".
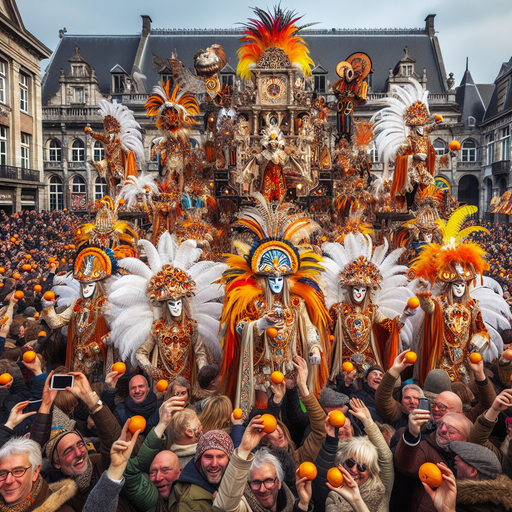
[
  {"xmin": 107, "ymin": 232, "xmax": 227, "ymax": 370},
  {"xmin": 371, "ymin": 78, "xmax": 437, "ymax": 201},
  {"xmin": 409, "ymin": 206, "xmax": 512, "ymax": 384},
  {"xmin": 219, "ymin": 193, "xmax": 329, "ymax": 412},
  {"xmin": 321, "ymin": 233, "xmax": 415, "ymax": 379}
]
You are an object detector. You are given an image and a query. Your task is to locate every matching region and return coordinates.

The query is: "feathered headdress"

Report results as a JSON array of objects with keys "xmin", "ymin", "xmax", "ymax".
[
  {"xmin": 97, "ymin": 100, "xmax": 145, "ymax": 165},
  {"xmin": 237, "ymin": 6, "xmax": 316, "ymax": 80},
  {"xmin": 409, "ymin": 205, "xmax": 490, "ymax": 284},
  {"xmin": 145, "ymin": 82, "xmax": 199, "ymax": 139},
  {"xmin": 371, "ymin": 78, "xmax": 431, "ymax": 164}
]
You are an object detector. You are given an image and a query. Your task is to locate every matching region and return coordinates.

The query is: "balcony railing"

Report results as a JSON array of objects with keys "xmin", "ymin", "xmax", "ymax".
[
  {"xmin": 68, "ymin": 161, "xmax": 86, "ymax": 169},
  {"xmin": 457, "ymin": 161, "xmax": 481, "ymax": 170},
  {"xmin": 0, "ymin": 165, "xmax": 40, "ymax": 182},
  {"xmin": 43, "ymin": 106, "xmax": 101, "ymax": 120}
]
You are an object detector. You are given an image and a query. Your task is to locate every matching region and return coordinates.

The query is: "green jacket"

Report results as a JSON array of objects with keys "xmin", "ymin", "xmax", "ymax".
[
  {"xmin": 122, "ymin": 427, "xmax": 166, "ymax": 512},
  {"xmin": 169, "ymin": 481, "xmax": 214, "ymax": 512}
]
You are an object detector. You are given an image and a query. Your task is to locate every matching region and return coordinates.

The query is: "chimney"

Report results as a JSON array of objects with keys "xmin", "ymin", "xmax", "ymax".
[
  {"xmin": 424, "ymin": 14, "xmax": 436, "ymax": 37},
  {"xmin": 141, "ymin": 15, "xmax": 152, "ymax": 37}
]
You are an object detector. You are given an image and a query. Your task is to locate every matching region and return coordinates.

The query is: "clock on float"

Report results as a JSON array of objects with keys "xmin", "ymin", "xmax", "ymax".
[{"xmin": 261, "ymin": 77, "xmax": 287, "ymax": 105}]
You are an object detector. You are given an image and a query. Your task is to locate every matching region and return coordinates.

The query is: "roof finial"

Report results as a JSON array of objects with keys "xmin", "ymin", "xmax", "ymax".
[{"xmin": 465, "ymin": 57, "xmax": 469, "ymax": 72}]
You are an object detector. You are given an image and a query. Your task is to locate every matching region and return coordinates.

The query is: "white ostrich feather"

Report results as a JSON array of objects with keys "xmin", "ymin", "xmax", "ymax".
[
  {"xmin": 118, "ymin": 258, "xmax": 153, "ymax": 281},
  {"xmin": 138, "ymin": 240, "xmax": 162, "ymax": 273}
]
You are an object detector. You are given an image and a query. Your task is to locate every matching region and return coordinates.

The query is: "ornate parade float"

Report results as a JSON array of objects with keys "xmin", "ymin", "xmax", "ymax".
[{"xmin": 39, "ymin": 6, "xmax": 512, "ymax": 414}]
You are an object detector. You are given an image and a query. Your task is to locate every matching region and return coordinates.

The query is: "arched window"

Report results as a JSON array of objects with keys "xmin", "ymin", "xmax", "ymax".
[
  {"xmin": 95, "ymin": 177, "xmax": 107, "ymax": 200},
  {"xmin": 461, "ymin": 139, "xmax": 477, "ymax": 162},
  {"xmin": 93, "ymin": 140, "xmax": 105, "ymax": 162},
  {"xmin": 48, "ymin": 139, "xmax": 61, "ymax": 162},
  {"xmin": 71, "ymin": 175, "xmax": 86, "ymax": 194},
  {"xmin": 49, "ymin": 176, "xmax": 63, "ymax": 210},
  {"xmin": 368, "ymin": 141, "xmax": 378, "ymax": 163},
  {"xmin": 433, "ymin": 139, "xmax": 447, "ymax": 156},
  {"xmin": 71, "ymin": 139, "xmax": 85, "ymax": 162}
]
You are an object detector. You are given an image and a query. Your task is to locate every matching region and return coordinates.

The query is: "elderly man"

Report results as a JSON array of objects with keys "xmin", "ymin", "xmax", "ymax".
[
  {"xmin": 0, "ymin": 437, "xmax": 76, "ymax": 511},
  {"xmin": 213, "ymin": 416, "xmax": 313, "ymax": 512},
  {"xmin": 375, "ymin": 350, "xmax": 423, "ymax": 429},
  {"xmin": 168, "ymin": 408, "xmax": 203, "ymax": 467},
  {"xmin": 122, "ymin": 396, "xmax": 186, "ymax": 512},
  {"xmin": 31, "ymin": 372, "xmax": 121, "ymax": 511},
  {"xmin": 114, "ymin": 375, "xmax": 160, "ymax": 436},
  {"xmin": 351, "ymin": 365, "xmax": 384, "ymax": 425},
  {"xmin": 394, "ymin": 409, "xmax": 473, "ymax": 512},
  {"xmin": 169, "ymin": 429, "xmax": 235, "ymax": 511}
]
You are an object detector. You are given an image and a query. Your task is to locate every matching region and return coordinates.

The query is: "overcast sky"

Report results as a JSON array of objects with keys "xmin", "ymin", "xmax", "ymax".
[{"xmin": 16, "ymin": 0, "xmax": 512, "ymax": 85}]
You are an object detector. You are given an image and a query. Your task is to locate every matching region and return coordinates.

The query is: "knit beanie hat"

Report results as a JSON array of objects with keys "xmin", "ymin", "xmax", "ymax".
[
  {"xmin": 423, "ymin": 369, "xmax": 452, "ymax": 400},
  {"xmin": 449, "ymin": 441, "xmax": 502, "ymax": 480},
  {"xmin": 44, "ymin": 427, "xmax": 86, "ymax": 465},
  {"xmin": 364, "ymin": 365, "xmax": 384, "ymax": 380},
  {"xmin": 194, "ymin": 430, "xmax": 234, "ymax": 464},
  {"xmin": 319, "ymin": 386, "xmax": 349, "ymax": 407}
]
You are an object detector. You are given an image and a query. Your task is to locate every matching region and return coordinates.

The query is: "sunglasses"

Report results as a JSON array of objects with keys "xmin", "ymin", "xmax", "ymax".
[{"xmin": 344, "ymin": 458, "xmax": 367, "ymax": 473}]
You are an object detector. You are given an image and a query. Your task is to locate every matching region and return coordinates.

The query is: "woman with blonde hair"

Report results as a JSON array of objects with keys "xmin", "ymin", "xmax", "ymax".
[
  {"xmin": 199, "ymin": 394, "xmax": 233, "ymax": 434},
  {"xmin": 326, "ymin": 398, "xmax": 393, "ymax": 512}
]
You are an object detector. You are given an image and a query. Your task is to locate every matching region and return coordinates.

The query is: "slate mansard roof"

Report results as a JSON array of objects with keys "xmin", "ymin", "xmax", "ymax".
[{"xmin": 42, "ymin": 14, "xmax": 448, "ymax": 105}]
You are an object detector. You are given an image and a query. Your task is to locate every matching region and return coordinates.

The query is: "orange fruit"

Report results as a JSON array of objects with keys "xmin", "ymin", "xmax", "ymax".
[
  {"xmin": 329, "ymin": 334, "xmax": 334, "ymax": 341},
  {"xmin": 119, "ymin": 199, "xmax": 125, "ymax": 205},
  {"xmin": 25, "ymin": 254, "xmax": 31, "ymax": 260},
  {"xmin": 0, "ymin": 315, "xmax": 8, "ymax": 325},
  {"xmin": 111, "ymin": 362, "xmax": 126, "ymax": 374},
  {"xmin": 34, "ymin": 285, "xmax": 42, "ymax": 293},
  {"xmin": 38, "ymin": 331, "xmax": 47, "ymax": 338},
  {"xmin": 0, "ymin": 373, "xmax": 12, "ymax": 385},
  {"xmin": 0, "ymin": 267, "xmax": 4, "ymax": 273},
  {"xmin": 48, "ymin": 257, "xmax": 55, "ymax": 263},
  {"xmin": 43, "ymin": 291, "xmax": 55, "ymax": 301},
  {"xmin": 10, "ymin": 237, "xmax": 15, "ymax": 242},
  {"xmin": 34, "ymin": 312, "xmax": 40, "ymax": 320},
  {"xmin": 156, "ymin": 379, "xmax": 168, "ymax": 392},
  {"xmin": 233, "ymin": 408, "xmax": 243, "ymax": 420},
  {"xmin": 128, "ymin": 415, "xmax": 146, "ymax": 434},
  {"xmin": 266, "ymin": 327, "xmax": 278, "ymax": 338},
  {"xmin": 0, "ymin": 283, "xmax": 3, "ymax": 287},
  {"xmin": 49, "ymin": 240, "xmax": 53, "ymax": 244},
  {"xmin": 32, "ymin": 264, "xmax": 38, "ymax": 269},
  {"xmin": 14, "ymin": 291, "xmax": 24, "ymax": 300},
  {"xmin": 22, "ymin": 264, "xmax": 31, "ymax": 272},
  {"xmin": 449, "ymin": 140, "xmax": 461, "ymax": 151},
  {"xmin": 64, "ymin": 245, "xmax": 70, "ymax": 250},
  {"xmin": 23, "ymin": 351, "xmax": 36, "ymax": 363},
  {"xmin": 13, "ymin": 234, "xmax": 18, "ymax": 239},
  {"xmin": 418, "ymin": 462, "xmax": 443, "ymax": 488},
  {"xmin": 469, "ymin": 353, "xmax": 482, "ymax": 364},
  {"xmin": 435, "ymin": 114, "xmax": 444, "ymax": 123},
  {"xmin": 329, "ymin": 410, "xmax": 346, "ymax": 428},
  {"xmin": 342, "ymin": 361, "xmax": 354, "ymax": 373},
  {"xmin": 327, "ymin": 467, "xmax": 344, "ymax": 487},
  {"xmin": 260, "ymin": 414, "xmax": 277, "ymax": 434},
  {"xmin": 502, "ymin": 349, "xmax": 512, "ymax": 361},
  {"xmin": 30, "ymin": 250, "xmax": 35, "ymax": 254},
  {"xmin": 61, "ymin": 258, "xmax": 66, "ymax": 263},
  {"xmin": 404, "ymin": 352, "xmax": 418, "ymax": 364},
  {"xmin": 407, "ymin": 296, "xmax": 420, "ymax": 309},
  {"xmin": 12, "ymin": 273, "xmax": 20, "ymax": 280},
  {"xmin": 298, "ymin": 461, "xmax": 317, "ymax": 481},
  {"xmin": 270, "ymin": 371, "xmax": 284, "ymax": 384}
]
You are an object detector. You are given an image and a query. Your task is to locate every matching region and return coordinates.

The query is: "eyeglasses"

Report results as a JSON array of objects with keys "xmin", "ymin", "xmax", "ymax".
[
  {"xmin": 0, "ymin": 466, "xmax": 31, "ymax": 481},
  {"xmin": 249, "ymin": 476, "xmax": 277, "ymax": 491},
  {"xmin": 344, "ymin": 458, "xmax": 367, "ymax": 473},
  {"xmin": 430, "ymin": 402, "xmax": 449, "ymax": 412}
]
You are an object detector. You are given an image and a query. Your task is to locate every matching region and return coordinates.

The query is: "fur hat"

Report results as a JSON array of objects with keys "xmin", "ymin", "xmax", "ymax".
[
  {"xmin": 194, "ymin": 429, "xmax": 234, "ymax": 464},
  {"xmin": 423, "ymin": 369, "xmax": 452, "ymax": 400},
  {"xmin": 449, "ymin": 441, "xmax": 502, "ymax": 480}
]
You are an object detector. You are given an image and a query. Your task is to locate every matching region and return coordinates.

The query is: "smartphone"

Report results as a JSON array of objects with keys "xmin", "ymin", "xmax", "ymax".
[
  {"xmin": 418, "ymin": 397, "xmax": 431, "ymax": 412},
  {"xmin": 50, "ymin": 374, "xmax": 74, "ymax": 390}
]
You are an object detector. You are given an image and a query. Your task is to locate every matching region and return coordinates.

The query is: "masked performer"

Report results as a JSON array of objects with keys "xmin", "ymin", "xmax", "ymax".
[
  {"xmin": 220, "ymin": 193, "xmax": 329, "ymax": 414},
  {"xmin": 42, "ymin": 248, "xmax": 113, "ymax": 381},
  {"xmin": 85, "ymin": 99, "xmax": 144, "ymax": 197},
  {"xmin": 410, "ymin": 206, "xmax": 512, "ymax": 384},
  {"xmin": 372, "ymin": 78, "xmax": 442, "ymax": 209},
  {"xmin": 107, "ymin": 232, "xmax": 226, "ymax": 386},
  {"xmin": 322, "ymin": 233, "xmax": 416, "ymax": 380}
]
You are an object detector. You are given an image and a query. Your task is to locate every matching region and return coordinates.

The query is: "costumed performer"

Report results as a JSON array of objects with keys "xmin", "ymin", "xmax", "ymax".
[
  {"xmin": 321, "ymin": 233, "xmax": 416, "ymax": 382},
  {"xmin": 106, "ymin": 232, "xmax": 226, "ymax": 386},
  {"xmin": 409, "ymin": 205, "xmax": 512, "ymax": 384},
  {"xmin": 219, "ymin": 192, "xmax": 329, "ymax": 414}
]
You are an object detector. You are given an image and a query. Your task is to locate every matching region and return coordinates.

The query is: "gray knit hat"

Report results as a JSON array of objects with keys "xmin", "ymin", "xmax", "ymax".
[
  {"xmin": 319, "ymin": 387, "xmax": 350, "ymax": 408},
  {"xmin": 449, "ymin": 441, "xmax": 502, "ymax": 480},
  {"xmin": 423, "ymin": 369, "xmax": 452, "ymax": 400}
]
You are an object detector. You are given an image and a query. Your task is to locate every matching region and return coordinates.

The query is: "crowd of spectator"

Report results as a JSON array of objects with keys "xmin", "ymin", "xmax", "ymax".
[{"xmin": 0, "ymin": 210, "xmax": 510, "ymax": 512}]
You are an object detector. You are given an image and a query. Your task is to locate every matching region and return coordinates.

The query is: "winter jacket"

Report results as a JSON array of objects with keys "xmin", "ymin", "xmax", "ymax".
[
  {"xmin": 456, "ymin": 474, "xmax": 512, "ymax": 511},
  {"xmin": 375, "ymin": 370, "xmax": 409, "ymax": 429},
  {"xmin": 465, "ymin": 377, "xmax": 497, "ymax": 424},
  {"xmin": 394, "ymin": 429, "xmax": 456, "ymax": 512},
  {"xmin": 122, "ymin": 427, "xmax": 166, "ymax": 512},
  {"xmin": 326, "ymin": 422, "xmax": 394, "ymax": 512},
  {"xmin": 114, "ymin": 391, "xmax": 160, "ymax": 436},
  {"xmin": 312, "ymin": 434, "xmax": 338, "ymax": 512},
  {"xmin": 352, "ymin": 383, "xmax": 383, "ymax": 426},
  {"xmin": 83, "ymin": 471, "xmax": 125, "ymax": 512},
  {"xmin": 168, "ymin": 458, "xmax": 218, "ymax": 512},
  {"xmin": 468, "ymin": 411, "xmax": 502, "ymax": 462}
]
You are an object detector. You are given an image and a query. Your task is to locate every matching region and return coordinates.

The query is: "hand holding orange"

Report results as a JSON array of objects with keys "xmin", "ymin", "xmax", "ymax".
[
  {"xmin": 156, "ymin": 380, "xmax": 168, "ymax": 392},
  {"xmin": 128, "ymin": 415, "xmax": 146, "ymax": 434},
  {"xmin": 298, "ymin": 461, "xmax": 317, "ymax": 481},
  {"xmin": 111, "ymin": 362, "xmax": 126, "ymax": 374},
  {"xmin": 0, "ymin": 373, "xmax": 12, "ymax": 385},
  {"xmin": 327, "ymin": 467, "xmax": 344, "ymax": 487},
  {"xmin": 469, "ymin": 352, "xmax": 482, "ymax": 364},
  {"xmin": 328, "ymin": 410, "xmax": 346, "ymax": 428},
  {"xmin": 260, "ymin": 414, "xmax": 277, "ymax": 433},
  {"xmin": 418, "ymin": 462, "xmax": 443, "ymax": 488},
  {"xmin": 233, "ymin": 408, "xmax": 243, "ymax": 420},
  {"xmin": 270, "ymin": 371, "xmax": 284, "ymax": 384},
  {"xmin": 404, "ymin": 351, "xmax": 417, "ymax": 364},
  {"xmin": 22, "ymin": 351, "xmax": 36, "ymax": 363}
]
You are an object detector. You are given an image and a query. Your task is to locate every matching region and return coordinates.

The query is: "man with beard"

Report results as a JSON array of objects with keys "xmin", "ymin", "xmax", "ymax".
[
  {"xmin": 169, "ymin": 430, "xmax": 234, "ymax": 511},
  {"xmin": 394, "ymin": 410, "xmax": 473, "ymax": 512},
  {"xmin": 213, "ymin": 416, "xmax": 313, "ymax": 512},
  {"xmin": 32, "ymin": 371, "xmax": 122, "ymax": 511}
]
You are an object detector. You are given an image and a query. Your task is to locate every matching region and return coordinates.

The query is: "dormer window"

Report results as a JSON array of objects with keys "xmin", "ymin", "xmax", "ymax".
[
  {"xmin": 312, "ymin": 63, "xmax": 328, "ymax": 93},
  {"xmin": 220, "ymin": 63, "xmax": 236, "ymax": 89},
  {"xmin": 74, "ymin": 87, "xmax": 84, "ymax": 104},
  {"xmin": 110, "ymin": 64, "xmax": 129, "ymax": 95},
  {"xmin": 72, "ymin": 65, "xmax": 85, "ymax": 76}
]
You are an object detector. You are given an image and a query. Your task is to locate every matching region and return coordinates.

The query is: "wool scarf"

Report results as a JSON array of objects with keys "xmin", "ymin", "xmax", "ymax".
[
  {"xmin": 0, "ymin": 475, "xmax": 43, "ymax": 512},
  {"xmin": 243, "ymin": 482, "xmax": 295, "ymax": 512}
]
